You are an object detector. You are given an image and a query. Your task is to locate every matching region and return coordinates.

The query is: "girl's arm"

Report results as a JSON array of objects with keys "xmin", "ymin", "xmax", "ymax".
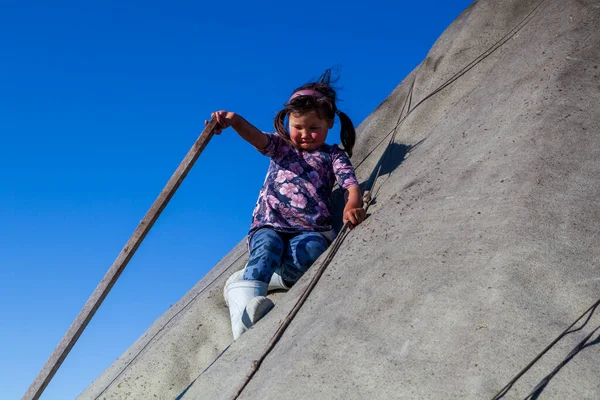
[
  {"xmin": 343, "ymin": 186, "xmax": 366, "ymax": 228},
  {"xmin": 209, "ymin": 110, "xmax": 269, "ymax": 150}
]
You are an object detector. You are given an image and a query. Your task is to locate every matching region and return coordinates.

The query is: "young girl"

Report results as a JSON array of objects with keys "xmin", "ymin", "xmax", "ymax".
[{"xmin": 209, "ymin": 70, "xmax": 366, "ymax": 340}]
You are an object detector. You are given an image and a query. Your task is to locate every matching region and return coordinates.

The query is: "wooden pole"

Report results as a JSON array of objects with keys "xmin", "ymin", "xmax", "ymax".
[{"xmin": 23, "ymin": 118, "xmax": 219, "ymax": 400}]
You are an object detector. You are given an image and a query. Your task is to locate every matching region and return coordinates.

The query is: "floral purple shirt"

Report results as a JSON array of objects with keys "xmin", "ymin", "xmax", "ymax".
[{"xmin": 249, "ymin": 133, "xmax": 359, "ymax": 239}]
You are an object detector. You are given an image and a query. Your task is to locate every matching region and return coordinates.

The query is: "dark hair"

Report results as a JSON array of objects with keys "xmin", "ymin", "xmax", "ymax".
[{"xmin": 274, "ymin": 68, "xmax": 357, "ymax": 157}]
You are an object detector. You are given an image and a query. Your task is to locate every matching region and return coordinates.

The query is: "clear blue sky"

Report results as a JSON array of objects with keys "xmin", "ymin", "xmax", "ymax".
[{"xmin": 1, "ymin": 1, "xmax": 472, "ymax": 398}]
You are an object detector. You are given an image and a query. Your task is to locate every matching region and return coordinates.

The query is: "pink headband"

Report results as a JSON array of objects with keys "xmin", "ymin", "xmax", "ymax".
[
  {"xmin": 289, "ymin": 89, "xmax": 335, "ymax": 112},
  {"xmin": 289, "ymin": 89, "xmax": 326, "ymax": 102}
]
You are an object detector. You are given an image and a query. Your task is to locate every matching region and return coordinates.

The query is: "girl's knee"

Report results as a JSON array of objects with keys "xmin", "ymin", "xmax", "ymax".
[
  {"xmin": 245, "ymin": 228, "xmax": 284, "ymax": 282},
  {"xmin": 294, "ymin": 234, "xmax": 328, "ymax": 269},
  {"xmin": 250, "ymin": 228, "xmax": 284, "ymax": 257}
]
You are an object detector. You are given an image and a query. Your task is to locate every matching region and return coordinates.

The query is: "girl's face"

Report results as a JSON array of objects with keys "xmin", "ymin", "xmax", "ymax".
[{"xmin": 288, "ymin": 111, "xmax": 333, "ymax": 152}]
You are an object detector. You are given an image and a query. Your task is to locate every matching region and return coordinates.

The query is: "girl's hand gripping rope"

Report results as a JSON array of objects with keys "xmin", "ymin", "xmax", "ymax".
[
  {"xmin": 343, "ymin": 207, "xmax": 366, "ymax": 228},
  {"xmin": 343, "ymin": 186, "xmax": 366, "ymax": 229}
]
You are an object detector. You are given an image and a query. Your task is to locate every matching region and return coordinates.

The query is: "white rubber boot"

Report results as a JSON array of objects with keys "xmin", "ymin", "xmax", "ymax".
[
  {"xmin": 224, "ymin": 267, "xmax": 289, "ymax": 306},
  {"xmin": 226, "ymin": 280, "xmax": 274, "ymax": 340},
  {"xmin": 268, "ymin": 266, "xmax": 290, "ymax": 291}
]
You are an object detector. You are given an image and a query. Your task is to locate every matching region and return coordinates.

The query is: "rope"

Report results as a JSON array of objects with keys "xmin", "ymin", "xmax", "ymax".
[
  {"xmin": 230, "ymin": 222, "xmax": 352, "ymax": 399},
  {"xmin": 524, "ymin": 323, "xmax": 600, "ymax": 399},
  {"xmin": 491, "ymin": 299, "xmax": 600, "ymax": 400},
  {"xmin": 227, "ymin": 0, "xmax": 553, "ymax": 398},
  {"xmin": 362, "ymin": 74, "xmax": 415, "ymax": 208}
]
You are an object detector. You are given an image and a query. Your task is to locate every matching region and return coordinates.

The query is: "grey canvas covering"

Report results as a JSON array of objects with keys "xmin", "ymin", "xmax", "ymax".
[{"xmin": 80, "ymin": 0, "xmax": 600, "ymax": 398}]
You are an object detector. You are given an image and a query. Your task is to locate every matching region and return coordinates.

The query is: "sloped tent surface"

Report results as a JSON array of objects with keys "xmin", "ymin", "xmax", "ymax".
[{"xmin": 80, "ymin": 0, "xmax": 600, "ymax": 398}]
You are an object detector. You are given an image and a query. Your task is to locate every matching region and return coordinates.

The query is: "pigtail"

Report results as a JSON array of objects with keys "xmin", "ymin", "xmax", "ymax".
[
  {"xmin": 337, "ymin": 110, "xmax": 356, "ymax": 158},
  {"xmin": 274, "ymin": 109, "xmax": 292, "ymax": 144}
]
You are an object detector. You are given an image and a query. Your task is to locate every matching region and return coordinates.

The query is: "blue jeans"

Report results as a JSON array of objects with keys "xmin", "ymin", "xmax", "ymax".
[{"xmin": 243, "ymin": 228, "xmax": 329, "ymax": 286}]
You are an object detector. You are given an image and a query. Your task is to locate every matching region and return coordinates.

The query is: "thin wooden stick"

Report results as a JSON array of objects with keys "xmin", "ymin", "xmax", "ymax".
[{"xmin": 23, "ymin": 118, "xmax": 219, "ymax": 400}]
